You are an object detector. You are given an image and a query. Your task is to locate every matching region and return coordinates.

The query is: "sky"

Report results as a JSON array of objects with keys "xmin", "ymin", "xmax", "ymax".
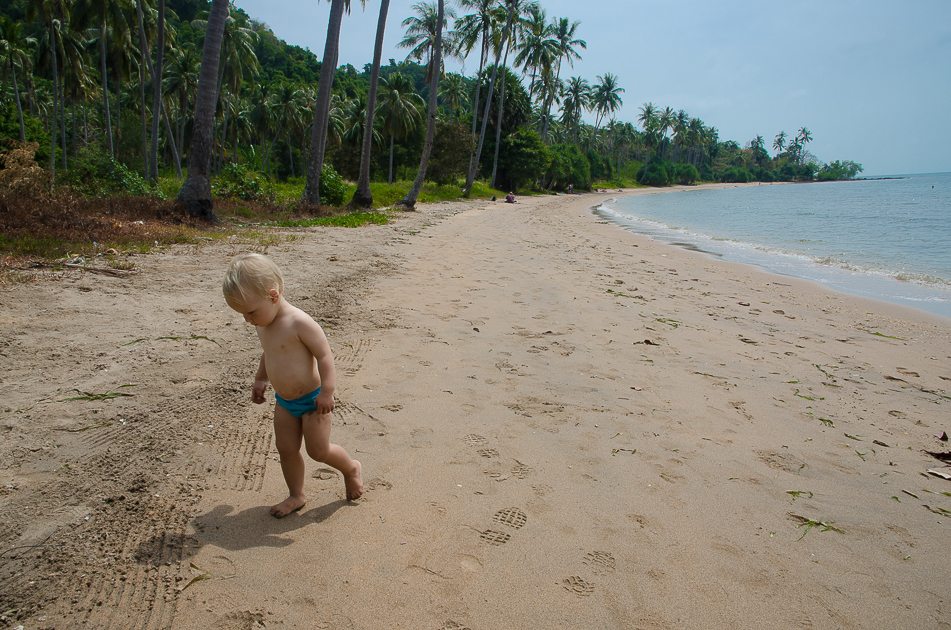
[{"xmin": 231, "ymin": 0, "xmax": 951, "ymax": 176}]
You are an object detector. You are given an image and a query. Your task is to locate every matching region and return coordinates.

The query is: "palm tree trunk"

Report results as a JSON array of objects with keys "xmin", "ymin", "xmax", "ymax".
[
  {"xmin": 216, "ymin": 89, "xmax": 233, "ymax": 175},
  {"xmin": 490, "ymin": 44, "xmax": 512, "ymax": 189},
  {"xmin": 262, "ymin": 117, "xmax": 284, "ymax": 170},
  {"xmin": 287, "ymin": 138, "xmax": 294, "ymax": 177},
  {"xmin": 388, "ymin": 133, "xmax": 394, "ymax": 184},
  {"xmin": 83, "ymin": 95, "xmax": 88, "ymax": 146},
  {"xmin": 149, "ymin": 0, "xmax": 165, "ymax": 182},
  {"xmin": 98, "ymin": 23, "xmax": 114, "ymax": 157},
  {"xmin": 71, "ymin": 97, "xmax": 77, "ymax": 157},
  {"xmin": 302, "ymin": 0, "xmax": 346, "ymax": 205},
  {"xmin": 466, "ymin": 33, "xmax": 489, "ymax": 179},
  {"xmin": 11, "ymin": 61, "xmax": 25, "ymax": 143},
  {"xmin": 352, "ymin": 0, "xmax": 390, "ymax": 208},
  {"xmin": 59, "ymin": 76, "xmax": 66, "ymax": 170},
  {"xmin": 176, "ymin": 0, "xmax": 229, "ymax": 221},
  {"xmin": 48, "ymin": 23, "xmax": 57, "ymax": 177},
  {"xmin": 464, "ymin": 0, "xmax": 516, "ymax": 196},
  {"xmin": 395, "ymin": 0, "xmax": 443, "ymax": 210},
  {"xmin": 115, "ymin": 75, "xmax": 122, "ymax": 159}
]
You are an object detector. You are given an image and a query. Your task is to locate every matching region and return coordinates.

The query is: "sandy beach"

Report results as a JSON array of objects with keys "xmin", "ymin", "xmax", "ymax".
[{"xmin": 1, "ymin": 185, "xmax": 949, "ymax": 629}]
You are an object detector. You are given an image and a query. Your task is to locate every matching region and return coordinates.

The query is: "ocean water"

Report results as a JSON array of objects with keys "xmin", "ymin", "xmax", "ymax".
[{"xmin": 594, "ymin": 172, "xmax": 951, "ymax": 319}]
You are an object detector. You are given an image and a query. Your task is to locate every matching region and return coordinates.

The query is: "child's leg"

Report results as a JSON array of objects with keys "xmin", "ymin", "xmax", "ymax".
[
  {"xmin": 301, "ymin": 411, "xmax": 363, "ymax": 500},
  {"xmin": 271, "ymin": 405, "xmax": 308, "ymax": 517}
]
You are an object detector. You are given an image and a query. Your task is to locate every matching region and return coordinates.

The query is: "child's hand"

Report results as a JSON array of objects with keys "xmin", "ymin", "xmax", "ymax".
[
  {"xmin": 252, "ymin": 379, "xmax": 268, "ymax": 404},
  {"xmin": 315, "ymin": 389, "xmax": 335, "ymax": 414}
]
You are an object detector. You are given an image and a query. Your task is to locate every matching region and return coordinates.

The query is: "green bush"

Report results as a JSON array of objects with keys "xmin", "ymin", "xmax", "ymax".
[
  {"xmin": 214, "ymin": 162, "xmax": 270, "ymax": 201},
  {"xmin": 0, "ymin": 106, "xmax": 51, "ymax": 165},
  {"xmin": 672, "ymin": 163, "xmax": 699, "ymax": 185},
  {"xmin": 111, "ymin": 160, "xmax": 153, "ymax": 197},
  {"xmin": 319, "ymin": 163, "xmax": 348, "ymax": 206},
  {"xmin": 546, "ymin": 144, "xmax": 591, "ymax": 190},
  {"xmin": 586, "ymin": 148, "xmax": 613, "ymax": 182},
  {"xmin": 636, "ymin": 161, "xmax": 670, "ymax": 187},
  {"xmin": 818, "ymin": 160, "xmax": 863, "ymax": 181},
  {"xmin": 428, "ymin": 121, "xmax": 475, "ymax": 185},
  {"xmin": 498, "ymin": 128, "xmax": 551, "ymax": 191},
  {"xmin": 719, "ymin": 167, "xmax": 751, "ymax": 183}
]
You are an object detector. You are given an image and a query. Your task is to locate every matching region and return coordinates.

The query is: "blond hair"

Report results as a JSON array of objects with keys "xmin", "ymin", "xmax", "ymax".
[{"xmin": 222, "ymin": 253, "xmax": 284, "ymax": 301}]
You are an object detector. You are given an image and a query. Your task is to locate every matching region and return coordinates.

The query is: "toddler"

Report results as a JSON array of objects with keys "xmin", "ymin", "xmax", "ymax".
[{"xmin": 223, "ymin": 253, "xmax": 363, "ymax": 517}]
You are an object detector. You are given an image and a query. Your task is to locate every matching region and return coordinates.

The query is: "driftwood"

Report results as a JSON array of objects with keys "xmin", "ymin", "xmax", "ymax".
[{"xmin": 17, "ymin": 261, "xmax": 139, "ymax": 278}]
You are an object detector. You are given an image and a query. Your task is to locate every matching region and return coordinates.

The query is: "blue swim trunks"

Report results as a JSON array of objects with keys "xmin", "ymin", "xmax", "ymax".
[{"xmin": 275, "ymin": 388, "xmax": 321, "ymax": 418}]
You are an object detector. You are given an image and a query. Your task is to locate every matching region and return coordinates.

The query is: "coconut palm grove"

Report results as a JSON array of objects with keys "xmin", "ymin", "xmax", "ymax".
[{"xmin": 0, "ymin": 0, "xmax": 864, "ymax": 221}]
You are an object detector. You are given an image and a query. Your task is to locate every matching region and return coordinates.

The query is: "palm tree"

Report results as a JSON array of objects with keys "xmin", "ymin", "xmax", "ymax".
[
  {"xmin": 561, "ymin": 75, "xmax": 589, "ymax": 145},
  {"xmin": 513, "ymin": 4, "xmax": 557, "ymax": 98},
  {"xmin": 376, "ymin": 72, "xmax": 424, "ymax": 184},
  {"xmin": 0, "ymin": 17, "xmax": 36, "ymax": 143},
  {"xmin": 454, "ymin": 0, "xmax": 497, "ymax": 172},
  {"xmin": 176, "ymin": 0, "xmax": 228, "ymax": 221},
  {"xmin": 439, "ymin": 72, "xmax": 467, "ymax": 121},
  {"xmin": 540, "ymin": 16, "xmax": 583, "ymax": 143},
  {"xmin": 351, "ymin": 0, "xmax": 390, "ymax": 208},
  {"xmin": 656, "ymin": 105, "xmax": 674, "ymax": 161},
  {"xmin": 192, "ymin": 6, "xmax": 259, "ymax": 174},
  {"xmin": 26, "ymin": 0, "xmax": 65, "ymax": 173},
  {"xmin": 398, "ymin": 1, "xmax": 455, "ymax": 85},
  {"xmin": 303, "ymin": 0, "xmax": 356, "ymax": 206},
  {"xmin": 149, "ymin": 0, "xmax": 165, "ymax": 181},
  {"xmin": 464, "ymin": 0, "xmax": 520, "ymax": 196},
  {"xmin": 395, "ymin": 0, "xmax": 445, "ymax": 210},
  {"xmin": 796, "ymin": 126, "xmax": 812, "ymax": 163},
  {"xmin": 165, "ymin": 43, "xmax": 199, "ymax": 160},
  {"xmin": 773, "ymin": 130, "xmax": 787, "ymax": 155},
  {"xmin": 262, "ymin": 83, "xmax": 303, "ymax": 171},
  {"xmin": 592, "ymin": 72, "xmax": 623, "ymax": 130},
  {"xmin": 637, "ymin": 102, "xmax": 658, "ymax": 181},
  {"xmin": 71, "ymin": 0, "xmax": 133, "ymax": 159}
]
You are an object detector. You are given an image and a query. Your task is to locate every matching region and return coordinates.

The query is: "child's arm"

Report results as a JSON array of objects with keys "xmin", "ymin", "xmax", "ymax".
[
  {"xmin": 252, "ymin": 353, "xmax": 268, "ymax": 404},
  {"xmin": 298, "ymin": 318, "xmax": 336, "ymax": 414}
]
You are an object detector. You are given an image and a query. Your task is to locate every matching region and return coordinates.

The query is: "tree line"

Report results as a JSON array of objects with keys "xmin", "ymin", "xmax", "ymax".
[{"xmin": 0, "ymin": 0, "xmax": 863, "ymax": 221}]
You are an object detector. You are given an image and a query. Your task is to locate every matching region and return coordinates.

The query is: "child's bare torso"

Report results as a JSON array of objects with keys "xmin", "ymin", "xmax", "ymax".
[{"xmin": 257, "ymin": 304, "xmax": 323, "ymax": 400}]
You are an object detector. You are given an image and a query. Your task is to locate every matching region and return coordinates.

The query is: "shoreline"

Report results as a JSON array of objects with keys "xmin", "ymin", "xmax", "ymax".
[
  {"xmin": 589, "ymin": 183, "xmax": 951, "ymax": 322},
  {"xmin": 2, "ymin": 190, "xmax": 949, "ymax": 629}
]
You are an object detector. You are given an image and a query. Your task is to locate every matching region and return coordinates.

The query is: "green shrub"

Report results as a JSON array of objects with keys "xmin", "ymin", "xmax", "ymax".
[
  {"xmin": 586, "ymin": 148, "xmax": 613, "ymax": 182},
  {"xmin": 546, "ymin": 144, "xmax": 591, "ymax": 190},
  {"xmin": 636, "ymin": 161, "xmax": 670, "ymax": 187},
  {"xmin": 428, "ymin": 121, "xmax": 475, "ymax": 185},
  {"xmin": 319, "ymin": 163, "xmax": 348, "ymax": 206},
  {"xmin": 214, "ymin": 162, "xmax": 269, "ymax": 201},
  {"xmin": 719, "ymin": 167, "xmax": 751, "ymax": 183},
  {"xmin": 111, "ymin": 160, "xmax": 153, "ymax": 197},
  {"xmin": 0, "ymin": 106, "xmax": 50, "ymax": 165},
  {"xmin": 498, "ymin": 128, "xmax": 551, "ymax": 191},
  {"xmin": 672, "ymin": 163, "xmax": 699, "ymax": 185}
]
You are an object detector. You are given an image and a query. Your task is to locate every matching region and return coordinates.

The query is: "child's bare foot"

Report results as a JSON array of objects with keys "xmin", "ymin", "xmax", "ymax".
[
  {"xmin": 271, "ymin": 495, "xmax": 306, "ymax": 518},
  {"xmin": 345, "ymin": 460, "xmax": 363, "ymax": 501}
]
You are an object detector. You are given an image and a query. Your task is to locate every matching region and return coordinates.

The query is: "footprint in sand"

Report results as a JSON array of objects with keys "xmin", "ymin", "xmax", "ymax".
[
  {"xmin": 562, "ymin": 575, "xmax": 595, "ymax": 597},
  {"xmin": 365, "ymin": 478, "xmax": 392, "ymax": 492},
  {"xmin": 479, "ymin": 529, "xmax": 511, "ymax": 546},
  {"xmin": 464, "ymin": 434, "xmax": 489, "ymax": 447},
  {"xmin": 493, "ymin": 507, "xmax": 527, "ymax": 530},
  {"xmin": 896, "ymin": 367, "xmax": 920, "ymax": 377},
  {"xmin": 313, "ymin": 468, "xmax": 340, "ymax": 481},
  {"xmin": 583, "ymin": 551, "xmax": 617, "ymax": 575}
]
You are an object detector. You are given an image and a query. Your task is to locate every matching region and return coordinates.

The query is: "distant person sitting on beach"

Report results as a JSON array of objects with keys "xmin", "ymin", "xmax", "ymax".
[
  {"xmin": 505, "ymin": 192, "xmax": 517, "ymax": 203},
  {"xmin": 223, "ymin": 253, "xmax": 364, "ymax": 517}
]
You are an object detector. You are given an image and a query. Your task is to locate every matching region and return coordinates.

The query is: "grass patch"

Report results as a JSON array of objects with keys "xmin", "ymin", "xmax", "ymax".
[{"xmin": 270, "ymin": 212, "xmax": 389, "ymax": 228}]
